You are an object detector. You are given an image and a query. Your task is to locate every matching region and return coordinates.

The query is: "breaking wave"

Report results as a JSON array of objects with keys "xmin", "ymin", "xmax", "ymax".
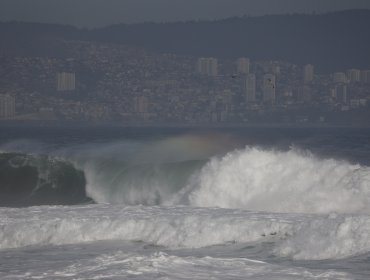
[
  {"xmin": 1, "ymin": 135, "xmax": 370, "ymax": 214},
  {"xmin": 0, "ymin": 152, "xmax": 89, "ymax": 207},
  {"xmin": 186, "ymin": 147, "xmax": 370, "ymax": 214},
  {"xmin": 0, "ymin": 205, "xmax": 301, "ymax": 250},
  {"xmin": 80, "ymin": 145, "xmax": 370, "ymax": 215}
]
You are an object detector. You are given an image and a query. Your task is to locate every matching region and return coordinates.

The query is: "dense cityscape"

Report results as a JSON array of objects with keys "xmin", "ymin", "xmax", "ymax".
[{"xmin": 1, "ymin": 39, "xmax": 370, "ymax": 126}]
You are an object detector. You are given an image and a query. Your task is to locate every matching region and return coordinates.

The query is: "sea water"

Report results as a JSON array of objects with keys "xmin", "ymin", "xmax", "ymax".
[{"xmin": 0, "ymin": 126, "xmax": 370, "ymax": 279}]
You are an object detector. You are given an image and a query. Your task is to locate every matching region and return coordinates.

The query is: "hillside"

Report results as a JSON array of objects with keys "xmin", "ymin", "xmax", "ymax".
[{"xmin": 1, "ymin": 10, "xmax": 369, "ymax": 73}]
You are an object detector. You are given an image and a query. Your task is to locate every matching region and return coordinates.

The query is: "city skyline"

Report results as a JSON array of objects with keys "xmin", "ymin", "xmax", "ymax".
[
  {"xmin": 1, "ymin": 38, "xmax": 369, "ymax": 125},
  {"xmin": 0, "ymin": 6, "xmax": 369, "ymax": 125},
  {"xmin": 0, "ymin": 0, "xmax": 370, "ymax": 27}
]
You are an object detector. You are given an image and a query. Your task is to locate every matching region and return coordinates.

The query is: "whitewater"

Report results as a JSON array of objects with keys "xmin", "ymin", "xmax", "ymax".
[{"xmin": 1, "ymin": 126, "xmax": 370, "ymax": 279}]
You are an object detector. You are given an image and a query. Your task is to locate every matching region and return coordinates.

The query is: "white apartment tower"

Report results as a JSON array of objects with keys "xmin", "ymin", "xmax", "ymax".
[
  {"xmin": 0, "ymin": 94, "xmax": 15, "ymax": 118},
  {"xmin": 347, "ymin": 69, "xmax": 361, "ymax": 83},
  {"xmin": 57, "ymin": 72, "xmax": 76, "ymax": 91},
  {"xmin": 245, "ymin": 73, "xmax": 256, "ymax": 103},
  {"xmin": 263, "ymin": 74, "xmax": 276, "ymax": 105},
  {"xmin": 197, "ymin": 58, "xmax": 218, "ymax": 77},
  {"xmin": 134, "ymin": 96, "xmax": 149, "ymax": 114},
  {"xmin": 335, "ymin": 84, "xmax": 347, "ymax": 104},
  {"xmin": 237, "ymin": 57, "xmax": 250, "ymax": 74},
  {"xmin": 361, "ymin": 70, "xmax": 370, "ymax": 83},
  {"xmin": 303, "ymin": 64, "xmax": 314, "ymax": 83}
]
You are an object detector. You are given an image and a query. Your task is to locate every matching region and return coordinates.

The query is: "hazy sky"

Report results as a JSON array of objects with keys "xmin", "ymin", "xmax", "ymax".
[{"xmin": 1, "ymin": 0, "xmax": 370, "ymax": 27}]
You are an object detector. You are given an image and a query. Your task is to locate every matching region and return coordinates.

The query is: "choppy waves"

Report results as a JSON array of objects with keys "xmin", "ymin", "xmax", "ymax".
[
  {"xmin": 276, "ymin": 213, "xmax": 370, "ymax": 260},
  {"xmin": 0, "ymin": 205, "xmax": 296, "ymax": 250},
  {"xmin": 2, "ymin": 133, "xmax": 370, "ymax": 262},
  {"xmin": 1, "ymin": 204, "xmax": 370, "ymax": 260}
]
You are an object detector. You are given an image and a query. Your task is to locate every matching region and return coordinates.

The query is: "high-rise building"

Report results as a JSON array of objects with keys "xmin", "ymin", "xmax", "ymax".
[
  {"xmin": 303, "ymin": 64, "xmax": 314, "ymax": 83},
  {"xmin": 57, "ymin": 72, "xmax": 76, "ymax": 91},
  {"xmin": 360, "ymin": 70, "xmax": 370, "ymax": 83},
  {"xmin": 237, "ymin": 57, "xmax": 250, "ymax": 74},
  {"xmin": 335, "ymin": 84, "xmax": 347, "ymax": 104},
  {"xmin": 0, "ymin": 94, "xmax": 15, "ymax": 119},
  {"xmin": 263, "ymin": 74, "xmax": 276, "ymax": 105},
  {"xmin": 361, "ymin": 70, "xmax": 370, "ymax": 83},
  {"xmin": 197, "ymin": 58, "xmax": 218, "ymax": 77},
  {"xmin": 347, "ymin": 69, "xmax": 361, "ymax": 83},
  {"xmin": 297, "ymin": 85, "xmax": 311, "ymax": 103},
  {"xmin": 134, "ymin": 96, "xmax": 149, "ymax": 114},
  {"xmin": 333, "ymin": 72, "xmax": 347, "ymax": 84},
  {"xmin": 245, "ymin": 73, "xmax": 256, "ymax": 103}
]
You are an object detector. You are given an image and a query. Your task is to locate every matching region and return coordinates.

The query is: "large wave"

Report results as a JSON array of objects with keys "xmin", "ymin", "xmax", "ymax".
[
  {"xmin": 0, "ymin": 152, "xmax": 89, "ymax": 207},
  {"xmin": 80, "ymin": 144, "xmax": 370, "ymax": 214},
  {"xmin": 58, "ymin": 133, "xmax": 238, "ymax": 206},
  {"xmin": 1, "ymin": 134, "xmax": 370, "ymax": 214}
]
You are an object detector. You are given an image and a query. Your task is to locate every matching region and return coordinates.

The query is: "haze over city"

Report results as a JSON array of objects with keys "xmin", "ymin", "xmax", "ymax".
[{"xmin": 0, "ymin": 0, "xmax": 369, "ymax": 125}]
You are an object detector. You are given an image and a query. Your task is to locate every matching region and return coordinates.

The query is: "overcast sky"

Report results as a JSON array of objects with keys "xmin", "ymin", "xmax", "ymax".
[{"xmin": 1, "ymin": 0, "xmax": 370, "ymax": 27}]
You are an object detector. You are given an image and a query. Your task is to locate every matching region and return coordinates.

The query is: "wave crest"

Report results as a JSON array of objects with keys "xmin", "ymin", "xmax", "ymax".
[
  {"xmin": 0, "ymin": 152, "xmax": 89, "ymax": 207},
  {"xmin": 187, "ymin": 147, "xmax": 370, "ymax": 214}
]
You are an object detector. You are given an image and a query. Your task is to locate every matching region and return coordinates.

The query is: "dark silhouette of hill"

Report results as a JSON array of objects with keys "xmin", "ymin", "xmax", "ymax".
[
  {"xmin": 1, "ymin": 10, "xmax": 370, "ymax": 73},
  {"xmin": 96, "ymin": 10, "xmax": 370, "ymax": 73},
  {"xmin": 0, "ymin": 21, "xmax": 85, "ymax": 58}
]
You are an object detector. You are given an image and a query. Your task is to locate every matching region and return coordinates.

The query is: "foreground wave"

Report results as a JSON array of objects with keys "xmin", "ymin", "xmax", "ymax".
[{"xmin": 1, "ymin": 204, "xmax": 370, "ymax": 260}]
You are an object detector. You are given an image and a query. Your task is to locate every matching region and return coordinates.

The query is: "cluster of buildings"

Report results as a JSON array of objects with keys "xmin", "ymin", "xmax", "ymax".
[
  {"xmin": 0, "ymin": 40, "xmax": 369, "ymax": 125},
  {"xmin": 197, "ymin": 57, "xmax": 370, "ymax": 122}
]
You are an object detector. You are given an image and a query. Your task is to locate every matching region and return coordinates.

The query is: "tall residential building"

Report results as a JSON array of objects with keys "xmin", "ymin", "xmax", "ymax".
[
  {"xmin": 297, "ymin": 86, "xmax": 311, "ymax": 103},
  {"xmin": 237, "ymin": 57, "xmax": 250, "ymax": 74},
  {"xmin": 347, "ymin": 69, "xmax": 361, "ymax": 83},
  {"xmin": 361, "ymin": 70, "xmax": 370, "ymax": 83},
  {"xmin": 333, "ymin": 72, "xmax": 347, "ymax": 84},
  {"xmin": 0, "ymin": 94, "xmax": 15, "ymax": 118},
  {"xmin": 263, "ymin": 74, "xmax": 276, "ymax": 105},
  {"xmin": 303, "ymin": 64, "xmax": 314, "ymax": 83},
  {"xmin": 134, "ymin": 96, "xmax": 149, "ymax": 114},
  {"xmin": 57, "ymin": 72, "xmax": 76, "ymax": 91},
  {"xmin": 197, "ymin": 57, "xmax": 218, "ymax": 77},
  {"xmin": 245, "ymin": 73, "xmax": 256, "ymax": 103},
  {"xmin": 335, "ymin": 84, "xmax": 347, "ymax": 104}
]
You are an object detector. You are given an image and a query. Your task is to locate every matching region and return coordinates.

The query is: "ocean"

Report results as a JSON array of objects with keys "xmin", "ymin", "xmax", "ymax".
[{"xmin": 1, "ymin": 125, "xmax": 370, "ymax": 279}]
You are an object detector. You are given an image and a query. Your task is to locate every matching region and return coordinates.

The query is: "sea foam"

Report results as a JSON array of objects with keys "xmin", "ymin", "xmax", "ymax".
[
  {"xmin": 275, "ymin": 213, "xmax": 370, "ymax": 260},
  {"xmin": 2, "ymin": 205, "xmax": 370, "ymax": 260},
  {"xmin": 0, "ymin": 205, "xmax": 301, "ymax": 250},
  {"xmin": 187, "ymin": 147, "xmax": 370, "ymax": 214}
]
